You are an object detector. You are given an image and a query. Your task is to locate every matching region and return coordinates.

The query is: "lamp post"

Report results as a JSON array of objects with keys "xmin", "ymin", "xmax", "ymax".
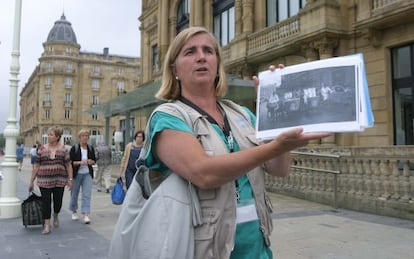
[{"xmin": 0, "ymin": 0, "xmax": 23, "ymax": 218}]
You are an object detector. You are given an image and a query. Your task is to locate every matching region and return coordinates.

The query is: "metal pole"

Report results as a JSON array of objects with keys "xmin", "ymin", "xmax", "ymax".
[{"xmin": 0, "ymin": 0, "xmax": 23, "ymax": 218}]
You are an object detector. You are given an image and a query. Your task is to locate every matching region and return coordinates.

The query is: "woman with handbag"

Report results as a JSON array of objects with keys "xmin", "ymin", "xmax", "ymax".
[
  {"xmin": 139, "ymin": 27, "xmax": 332, "ymax": 258},
  {"xmin": 118, "ymin": 130, "xmax": 145, "ymax": 189},
  {"xmin": 29, "ymin": 126, "xmax": 73, "ymax": 235}
]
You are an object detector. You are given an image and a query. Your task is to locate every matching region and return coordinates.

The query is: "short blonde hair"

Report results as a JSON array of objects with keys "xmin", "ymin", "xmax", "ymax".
[
  {"xmin": 155, "ymin": 26, "xmax": 227, "ymax": 101},
  {"xmin": 47, "ymin": 126, "xmax": 63, "ymax": 142},
  {"xmin": 78, "ymin": 129, "xmax": 90, "ymax": 138}
]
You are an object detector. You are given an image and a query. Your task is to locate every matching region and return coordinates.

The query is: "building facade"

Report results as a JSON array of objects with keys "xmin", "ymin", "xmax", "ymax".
[
  {"xmin": 19, "ymin": 14, "xmax": 140, "ymax": 146},
  {"xmin": 139, "ymin": 0, "xmax": 414, "ymax": 147},
  {"xmin": 133, "ymin": 0, "xmax": 414, "ymax": 219}
]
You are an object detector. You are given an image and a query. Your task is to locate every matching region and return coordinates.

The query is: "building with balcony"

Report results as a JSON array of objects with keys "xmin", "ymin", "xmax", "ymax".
[
  {"xmin": 92, "ymin": 0, "xmax": 414, "ymax": 220},
  {"xmin": 19, "ymin": 14, "xmax": 140, "ymax": 146}
]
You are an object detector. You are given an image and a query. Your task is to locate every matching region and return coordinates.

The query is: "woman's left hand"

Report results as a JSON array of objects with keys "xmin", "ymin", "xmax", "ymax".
[
  {"xmin": 67, "ymin": 180, "xmax": 73, "ymax": 190},
  {"xmin": 252, "ymin": 64, "xmax": 284, "ymax": 91}
]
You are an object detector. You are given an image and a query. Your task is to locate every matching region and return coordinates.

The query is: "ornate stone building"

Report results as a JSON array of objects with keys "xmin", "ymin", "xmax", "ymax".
[
  {"xmin": 19, "ymin": 14, "xmax": 140, "ymax": 146},
  {"xmin": 138, "ymin": 0, "xmax": 414, "ymax": 147},
  {"xmin": 128, "ymin": 0, "xmax": 414, "ymax": 219}
]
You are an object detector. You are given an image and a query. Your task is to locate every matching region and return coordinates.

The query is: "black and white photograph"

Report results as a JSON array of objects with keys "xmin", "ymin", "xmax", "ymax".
[{"xmin": 256, "ymin": 55, "xmax": 372, "ymax": 140}]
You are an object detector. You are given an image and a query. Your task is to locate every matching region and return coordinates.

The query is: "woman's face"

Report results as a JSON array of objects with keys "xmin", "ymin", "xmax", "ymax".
[
  {"xmin": 79, "ymin": 133, "xmax": 89, "ymax": 144},
  {"xmin": 135, "ymin": 133, "xmax": 144, "ymax": 145},
  {"xmin": 48, "ymin": 131, "xmax": 58, "ymax": 144},
  {"xmin": 173, "ymin": 33, "xmax": 218, "ymax": 90}
]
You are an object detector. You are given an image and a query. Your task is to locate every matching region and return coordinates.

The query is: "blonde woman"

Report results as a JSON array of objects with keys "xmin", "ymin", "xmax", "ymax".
[{"xmin": 69, "ymin": 129, "xmax": 96, "ymax": 224}]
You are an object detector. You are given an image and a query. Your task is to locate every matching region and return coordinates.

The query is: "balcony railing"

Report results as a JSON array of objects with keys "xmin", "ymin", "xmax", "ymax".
[{"xmin": 247, "ymin": 16, "xmax": 300, "ymax": 56}]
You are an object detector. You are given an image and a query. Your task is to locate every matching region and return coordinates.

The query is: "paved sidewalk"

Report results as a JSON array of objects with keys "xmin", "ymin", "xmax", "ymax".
[{"xmin": 1, "ymin": 157, "xmax": 414, "ymax": 258}]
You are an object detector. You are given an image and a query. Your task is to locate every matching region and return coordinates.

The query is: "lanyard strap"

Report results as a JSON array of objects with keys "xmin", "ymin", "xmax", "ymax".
[{"xmin": 178, "ymin": 96, "xmax": 234, "ymax": 152}]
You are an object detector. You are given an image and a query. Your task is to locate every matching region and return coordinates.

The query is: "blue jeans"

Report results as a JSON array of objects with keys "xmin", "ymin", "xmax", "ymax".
[{"xmin": 69, "ymin": 173, "xmax": 92, "ymax": 214}]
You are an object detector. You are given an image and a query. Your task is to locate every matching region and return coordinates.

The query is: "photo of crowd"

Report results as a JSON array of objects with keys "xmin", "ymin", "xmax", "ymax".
[{"xmin": 257, "ymin": 65, "xmax": 357, "ymax": 132}]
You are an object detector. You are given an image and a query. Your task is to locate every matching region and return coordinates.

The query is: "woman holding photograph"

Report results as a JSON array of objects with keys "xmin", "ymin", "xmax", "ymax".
[{"xmin": 142, "ymin": 26, "xmax": 332, "ymax": 258}]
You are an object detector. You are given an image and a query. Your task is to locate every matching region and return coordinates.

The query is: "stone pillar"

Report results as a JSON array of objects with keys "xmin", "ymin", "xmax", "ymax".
[
  {"xmin": 0, "ymin": 0, "xmax": 22, "ymax": 219},
  {"xmin": 193, "ymin": 0, "xmax": 203, "ymax": 26},
  {"xmin": 235, "ymin": 0, "xmax": 243, "ymax": 36},
  {"xmin": 242, "ymin": 0, "xmax": 254, "ymax": 34},
  {"xmin": 159, "ymin": 0, "xmax": 169, "ymax": 69}
]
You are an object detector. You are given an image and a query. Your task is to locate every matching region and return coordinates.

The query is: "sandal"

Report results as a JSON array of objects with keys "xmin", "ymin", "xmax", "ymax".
[
  {"xmin": 42, "ymin": 224, "xmax": 51, "ymax": 235},
  {"xmin": 53, "ymin": 214, "xmax": 59, "ymax": 228}
]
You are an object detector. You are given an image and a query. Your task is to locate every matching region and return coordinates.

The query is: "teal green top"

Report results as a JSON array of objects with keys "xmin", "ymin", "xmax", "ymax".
[{"xmin": 146, "ymin": 107, "xmax": 272, "ymax": 259}]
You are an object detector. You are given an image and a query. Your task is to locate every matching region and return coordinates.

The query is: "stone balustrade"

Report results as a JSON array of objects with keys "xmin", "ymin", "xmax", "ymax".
[
  {"xmin": 265, "ymin": 146, "xmax": 414, "ymax": 220},
  {"xmin": 372, "ymin": 0, "xmax": 399, "ymax": 10}
]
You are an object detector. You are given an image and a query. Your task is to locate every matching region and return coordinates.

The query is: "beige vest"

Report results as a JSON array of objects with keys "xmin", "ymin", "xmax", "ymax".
[{"xmin": 156, "ymin": 100, "xmax": 274, "ymax": 259}]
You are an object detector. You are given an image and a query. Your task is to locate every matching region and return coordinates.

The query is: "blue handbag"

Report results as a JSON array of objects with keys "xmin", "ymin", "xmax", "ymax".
[{"xmin": 111, "ymin": 177, "xmax": 125, "ymax": 205}]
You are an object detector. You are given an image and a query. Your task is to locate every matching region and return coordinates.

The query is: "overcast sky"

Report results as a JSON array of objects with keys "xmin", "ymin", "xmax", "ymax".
[{"xmin": 0, "ymin": 0, "xmax": 141, "ymax": 132}]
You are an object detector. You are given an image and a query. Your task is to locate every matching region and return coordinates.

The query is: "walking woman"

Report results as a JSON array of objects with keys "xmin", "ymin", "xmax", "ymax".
[
  {"xmin": 118, "ymin": 130, "xmax": 145, "ymax": 189},
  {"xmin": 29, "ymin": 126, "xmax": 73, "ymax": 235},
  {"xmin": 69, "ymin": 129, "xmax": 96, "ymax": 224}
]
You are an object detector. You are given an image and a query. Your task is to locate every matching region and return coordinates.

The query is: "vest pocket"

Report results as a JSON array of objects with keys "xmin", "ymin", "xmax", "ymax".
[
  {"xmin": 264, "ymin": 193, "xmax": 274, "ymax": 233},
  {"xmin": 194, "ymin": 209, "xmax": 219, "ymax": 258}
]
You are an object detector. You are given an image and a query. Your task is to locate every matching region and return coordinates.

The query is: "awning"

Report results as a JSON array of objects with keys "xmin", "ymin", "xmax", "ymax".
[{"xmin": 86, "ymin": 76, "xmax": 255, "ymax": 117}]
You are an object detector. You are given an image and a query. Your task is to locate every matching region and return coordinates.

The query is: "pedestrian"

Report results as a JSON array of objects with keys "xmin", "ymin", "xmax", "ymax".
[
  {"xmin": 28, "ymin": 126, "xmax": 73, "ymax": 235},
  {"xmin": 118, "ymin": 130, "xmax": 145, "ymax": 189},
  {"xmin": 95, "ymin": 140, "xmax": 112, "ymax": 193},
  {"xmin": 142, "ymin": 26, "xmax": 332, "ymax": 258},
  {"xmin": 69, "ymin": 129, "xmax": 96, "ymax": 224},
  {"xmin": 16, "ymin": 143, "xmax": 24, "ymax": 171},
  {"xmin": 30, "ymin": 145, "xmax": 37, "ymax": 171}
]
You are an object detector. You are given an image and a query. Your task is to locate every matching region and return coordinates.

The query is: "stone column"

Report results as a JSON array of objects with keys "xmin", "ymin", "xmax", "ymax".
[
  {"xmin": 242, "ymin": 0, "xmax": 254, "ymax": 34},
  {"xmin": 193, "ymin": 0, "xmax": 203, "ymax": 26},
  {"xmin": 234, "ymin": 0, "xmax": 243, "ymax": 36},
  {"xmin": 159, "ymin": 0, "xmax": 169, "ymax": 71}
]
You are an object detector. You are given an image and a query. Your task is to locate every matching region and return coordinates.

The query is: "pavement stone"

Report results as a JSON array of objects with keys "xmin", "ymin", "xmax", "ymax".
[{"xmin": 0, "ymin": 157, "xmax": 414, "ymax": 259}]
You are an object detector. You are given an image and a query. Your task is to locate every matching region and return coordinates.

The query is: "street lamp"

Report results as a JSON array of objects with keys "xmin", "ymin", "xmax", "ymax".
[{"xmin": 0, "ymin": 0, "xmax": 23, "ymax": 218}]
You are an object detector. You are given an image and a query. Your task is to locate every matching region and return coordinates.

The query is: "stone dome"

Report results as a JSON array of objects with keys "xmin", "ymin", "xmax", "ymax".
[{"xmin": 46, "ymin": 14, "xmax": 77, "ymax": 44}]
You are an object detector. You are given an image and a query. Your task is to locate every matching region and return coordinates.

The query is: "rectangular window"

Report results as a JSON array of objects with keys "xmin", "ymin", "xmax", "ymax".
[
  {"xmin": 66, "ymin": 62, "xmax": 73, "ymax": 72},
  {"xmin": 92, "ymin": 96, "xmax": 99, "ymax": 106},
  {"xmin": 92, "ymin": 113, "xmax": 98, "ymax": 120},
  {"xmin": 117, "ymin": 67, "xmax": 123, "ymax": 75},
  {"xmin": 152, "ymin": 45, "xmax": 159, "ymax": 73},
  {"xmin": 92, "ymin": 79, "xmax": 100, "ymax": 90},
  {"xmin": 391, "ymin": 44, "xmax": 414, "ymax": 145},
  {"xmin": 45, "ymin": 62, "xmax": 53, "ymax": 72},
  {"xmin": 64, "ymin": 109, "xmax": 71, "ymax": 119},
  {"xmin": 267, "ymin": 0, "xmax": 307, "ymax": 26},
  {"xmin": 93, "ymin": 65, "xmax": 100, "ymax": 74},
  {"xmin": 45, "ymin": 76, "xmax": 52, "ymax": 88},
  {"xmin": 44, "ymin": 93, "xmax": 51, "ymax": 102},
  {"xmin": 65, "ymin": 77, "xmax": 72, "ymax": 88},
  {"xmin": 117, "ymin": 81, "xmax": 125, "ymax": 95},
  {"xmin": 64, "ymin": 93, "xmax": 71, "ymax": 106},
  {"xmin": 45, "ymin": 109, "xmax": 50, "ymax": 119},
  {"xmin": 213, "ymin": 3, "xmax": 235, "ymax": 46}
]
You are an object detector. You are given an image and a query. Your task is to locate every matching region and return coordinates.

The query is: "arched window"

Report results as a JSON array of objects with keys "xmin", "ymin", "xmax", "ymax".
[{"xmin": 177, "ymin": 0, "xmax": 190, "ymax": 33}]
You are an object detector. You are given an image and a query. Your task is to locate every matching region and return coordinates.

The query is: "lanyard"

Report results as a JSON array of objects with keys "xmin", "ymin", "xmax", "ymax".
[{"xmin": 178, "ymin": 96, "xmax": 234, "ymax": 152}]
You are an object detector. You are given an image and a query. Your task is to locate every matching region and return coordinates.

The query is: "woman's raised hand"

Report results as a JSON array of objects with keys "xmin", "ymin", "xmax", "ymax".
[{"xmin": 252, "ymin": 64, "xmax": 285, "ymax": 91}]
